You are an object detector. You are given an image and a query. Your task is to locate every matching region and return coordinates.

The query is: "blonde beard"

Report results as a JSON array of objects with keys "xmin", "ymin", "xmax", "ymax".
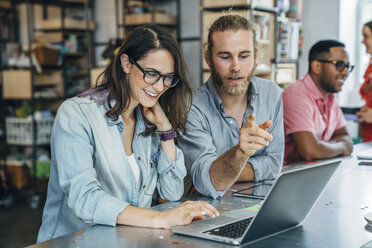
[
  {"xmin": 220, "ymin": 79, "xmax": 249, "ymax": 96},
  {"xmin": 211, "ymin": 64, "xmax": 257, "ymax": 97}
]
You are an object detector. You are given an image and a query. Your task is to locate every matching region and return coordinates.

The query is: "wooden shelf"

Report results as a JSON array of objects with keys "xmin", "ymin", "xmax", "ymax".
[
  {"xmin": 64, "ymin": 52, "xmax": 87, "ymax": 57},
  {"xmin": 202, "ymin": 6, "xmax": 250, "ymax": 11},
  {"xmin": 65, "ymin": 71, "xmax": 89, "ymax": 77},
  {"xmin": 0, "ymin": 0, "xmax": 11, "ymax": 10},
  {"xmin": 202, "ymin": 1, "xmax": 277, "ymax": 13},
  {"xmin": 124, "ymin": 13, "xmax": 176, "ymax": 26},
  {"xmin": 13, "ymin": 0, "xmax": 87, "ymax": 8},
  {"xmin": 252, "ymin": 6, "xmax": 278, "ymax": 13},
  {"xmin": 277, "ymin": 16, "xmax": 301, "ymax": 23}
]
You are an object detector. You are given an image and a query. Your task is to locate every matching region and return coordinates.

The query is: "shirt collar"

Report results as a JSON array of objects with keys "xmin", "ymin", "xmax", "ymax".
[
  {"xmin": 96, "ymin": 95, "xmax": 145, "ymax": 133},
  {"xmin": 303, "ymin": 73, "xmax": 334, "ymax": 102},
  {"xmin": 206, "ymin": 76, "xmax": 259, "ymax": 111},
  {"xmin": 104, "ymin": 99, "xmax": 121, "ymax": 126},
  {"xmin": 206, "ymin": 77, "xmax": 224, "ymax": 111}
]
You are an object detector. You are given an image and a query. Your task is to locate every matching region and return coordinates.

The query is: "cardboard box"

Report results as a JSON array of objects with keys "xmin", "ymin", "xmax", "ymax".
[
  {"xmin": 6, "ymin": 164, "xmax": 29, "ymax": 189},
  {"xmin": 125, "ymin": 13, "xmax": 176, "ymax": 25},
  {"xmin": 254, "ymin": 0, "xmax": 274, "ymax": 8},
  {"xmin": 3, "ymin": 69, "xmax": 63, "ymax": 99},
  {"xmin": 35, "ymin": 70, "xmax": 64, "ymax": 96},
  {"xmin": 254, "ymin": 69, "xmax": 275, "ymax": 81},
  {"xmin": 0, "ymin": 1, "xmax": 11, "ymax": 8},
  {"xmin": 35, "ymin": 70, "xmax": 63, "ymax": 86},
  {"xmin": 203, "ymin": 0, "xmax": 274, "ymax": 8},
  {"xmin": 34, "ymin": 45, "xmax": 60, "ymax": 66},
  {"xmin": 276, "ymin": 63, "xmax": 297, "ymax": 85},
  {"xmin": 203, "ymin": 0, "xmax": 249, "ymax": 8},
  {"xmin": 3, "ymin": 70, "xmax": 32, "ymax": 99},
  {"xmin": 40, "ymin": 18, "xmax": 95, "ymax": 30}
]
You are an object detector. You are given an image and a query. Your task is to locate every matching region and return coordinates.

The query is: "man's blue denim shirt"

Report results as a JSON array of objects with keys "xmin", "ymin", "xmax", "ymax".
[
  {"xmin": 178, "ymin": 77, "xmax": 284, "ymax": 199},
  {"xmin": 37, "ymin": 95, "xmax": 186, "ymax": 242}
]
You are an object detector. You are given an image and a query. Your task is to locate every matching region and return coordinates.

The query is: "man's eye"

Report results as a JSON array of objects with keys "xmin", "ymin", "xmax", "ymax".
[
  {"xmin": 240, "ymin": 54, "xmax": 250, "ymax": 59},
  {"xmin": 220, "ymin": 56, "xmax": 229, "ymax": 60}
]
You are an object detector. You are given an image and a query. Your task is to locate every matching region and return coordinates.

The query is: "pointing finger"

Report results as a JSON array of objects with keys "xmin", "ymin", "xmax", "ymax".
[
  {"xmin": 258, "ymin": 120, "xmax": 273, "ymax": 131},
  {"xmin": 244, "ymin": 113, "xmax": 256, "ymax": 128}
]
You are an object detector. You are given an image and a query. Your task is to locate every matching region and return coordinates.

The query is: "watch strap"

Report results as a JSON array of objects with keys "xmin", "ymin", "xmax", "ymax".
[{"xmin": 158, "ymin": 129, "xmax": 177, "ymax": 141}]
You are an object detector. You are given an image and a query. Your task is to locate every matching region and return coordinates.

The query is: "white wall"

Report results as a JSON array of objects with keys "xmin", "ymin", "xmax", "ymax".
[
  {"xmin": 94, "ymin": 0, "xmax": 117, "ymax": 65},
  {"xmin": 338, "ymin": 0, "xmax": 361, "ymax": 107},
  {"xmin": 298, "ymin": 0, "xmax": 340, "ymax": 78}
]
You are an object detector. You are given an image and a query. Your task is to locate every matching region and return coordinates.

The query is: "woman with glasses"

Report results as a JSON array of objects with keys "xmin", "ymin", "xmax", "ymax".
[
  {"xmin": 357, "ymin": 20, "xmax": 372, "ymax": 141},
  {"xmin": 37, "ymin": 25, "xmax": 218, "ymax": 243}
]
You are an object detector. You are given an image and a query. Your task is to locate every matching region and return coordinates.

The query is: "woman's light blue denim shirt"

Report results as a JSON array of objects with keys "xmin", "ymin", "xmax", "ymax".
[{"xmin": 37, "ymin": 95, "xmax": 186, "ymax": 242}]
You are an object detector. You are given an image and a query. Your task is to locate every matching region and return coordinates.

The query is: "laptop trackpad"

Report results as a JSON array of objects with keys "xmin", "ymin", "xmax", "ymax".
[
  {"xmin": 177, "ymin": 216, "xmax": 238, "ymax": 232},
  {"xmin": 198, "ymin": 216, "xmax": 237, "ymax": 225}
]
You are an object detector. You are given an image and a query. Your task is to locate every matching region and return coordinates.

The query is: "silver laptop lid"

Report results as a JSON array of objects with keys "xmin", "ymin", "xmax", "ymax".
[{"xmin": 241, "ymin": 159, "xmax": 341, "ymax": 244}]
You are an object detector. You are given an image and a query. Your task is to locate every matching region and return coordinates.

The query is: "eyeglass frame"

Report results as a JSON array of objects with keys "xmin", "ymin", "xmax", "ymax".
[
  {"xmin": 128, "ymin": 57, "xmax": 180, "ymax": 88},
  {"xmin": 316, "ymin": 59, "xmax": 355, "ymax": 73}
]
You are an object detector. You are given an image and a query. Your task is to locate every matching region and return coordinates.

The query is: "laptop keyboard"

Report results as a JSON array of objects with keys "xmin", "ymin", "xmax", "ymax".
[{"xmin": 203, "ymin": 217, "xmax": 253, "ymax": 239}]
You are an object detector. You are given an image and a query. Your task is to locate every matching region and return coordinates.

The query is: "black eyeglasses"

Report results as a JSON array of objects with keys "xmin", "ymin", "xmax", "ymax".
[
  {"xmin": 129, "ymin": 57, "xmax": 179, "ymax": 88},
  {"xmin": 317, "ymin": 59, "xmax": 354, "ymax": 73}
]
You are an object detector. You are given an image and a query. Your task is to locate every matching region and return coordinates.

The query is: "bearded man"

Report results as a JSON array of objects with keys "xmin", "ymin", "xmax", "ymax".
[
  {"xmin": 282, "ymin": 40, "xmax": 353, "ymax": 165},
  {"xmin": 178, "ymin": 15, "xmax": 284, "ymax": 199}
]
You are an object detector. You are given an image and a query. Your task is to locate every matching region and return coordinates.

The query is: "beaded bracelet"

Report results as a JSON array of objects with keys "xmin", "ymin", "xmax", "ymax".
[{"xmin": 156, "ymin": 129, "xmax": 177, "ymax": 141}]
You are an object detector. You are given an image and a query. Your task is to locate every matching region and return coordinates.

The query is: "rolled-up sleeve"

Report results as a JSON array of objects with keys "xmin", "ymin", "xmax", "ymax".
[
  {"xmin": 178, "ymin": 107, "xmax": 227, "ymax": 199},
  {"xmin": 249, "ymin": 94, "xmax": 284, "ymax": 181},
  {"xmin": 156, "ymin": 147, "xmax": 187, "ymax": 201},
  {"xmin": 53, "ymin": 100, "xmax": 127, "ymax": 226}
]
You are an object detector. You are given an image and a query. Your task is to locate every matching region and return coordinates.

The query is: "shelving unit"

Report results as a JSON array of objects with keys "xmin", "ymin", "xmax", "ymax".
[
  {"xmin": 275, "ymin": 15, "xmax": 302, "ymax": 88},
  {"xmin": 0, "ymin": 0, "xmax": 17, "ymax": 194},
  {"xmin": 1, "ymin": 0, "xmax": 94, "ymax": 206},
  {"xmin": 119, "ymin": 0, "xmax": 180, "ymax": 41},
  {"xmin": 33, "ymin": 0, "xmax": 95, "ymax": 97}
]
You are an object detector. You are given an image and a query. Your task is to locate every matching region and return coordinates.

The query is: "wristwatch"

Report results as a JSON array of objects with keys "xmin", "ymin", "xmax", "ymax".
[{"xmin": 158, "ymin": 129, "xmax": 177, "ymax": 141}]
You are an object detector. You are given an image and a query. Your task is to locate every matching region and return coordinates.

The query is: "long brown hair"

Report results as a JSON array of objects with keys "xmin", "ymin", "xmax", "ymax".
[{"xmin": 93, "ymin": 25, "xmax": 192, "ymax": 135}]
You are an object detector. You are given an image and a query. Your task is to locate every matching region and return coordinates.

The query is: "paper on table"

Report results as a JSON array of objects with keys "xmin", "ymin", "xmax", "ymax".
[{"xmin": 244, "ymin": 204, "xmax": 261, "ymax": 212}]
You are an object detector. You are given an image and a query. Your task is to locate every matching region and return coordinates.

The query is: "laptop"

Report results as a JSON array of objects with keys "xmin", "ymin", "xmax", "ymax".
[
  {"xmin": 357, "ymin": 147, "xmax": 372, "ymax": 160},
  {"xmin": 172, "ymin": 159, "xmax": 341, "ymax": 245}
]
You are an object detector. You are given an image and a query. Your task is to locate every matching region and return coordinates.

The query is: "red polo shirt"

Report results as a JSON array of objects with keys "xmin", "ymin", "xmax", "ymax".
[{"xmin": 283, "ymin": 74, "xmax": 346, "ymax": 165}]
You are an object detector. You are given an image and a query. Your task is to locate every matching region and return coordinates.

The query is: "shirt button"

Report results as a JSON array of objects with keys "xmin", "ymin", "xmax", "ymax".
[
  {"xmin": 229, "ymin": 120, "xmax": 233, "ymax": 124},
  {"xmin": 137, "ymin": 157, "xmax": 141, "ymax": 160}
]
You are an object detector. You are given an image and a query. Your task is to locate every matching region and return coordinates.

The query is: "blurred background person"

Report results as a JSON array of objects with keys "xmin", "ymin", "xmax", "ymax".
[{"xmin": 358, "ymin": 20, "xmax": 372, "ymax": 141}]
